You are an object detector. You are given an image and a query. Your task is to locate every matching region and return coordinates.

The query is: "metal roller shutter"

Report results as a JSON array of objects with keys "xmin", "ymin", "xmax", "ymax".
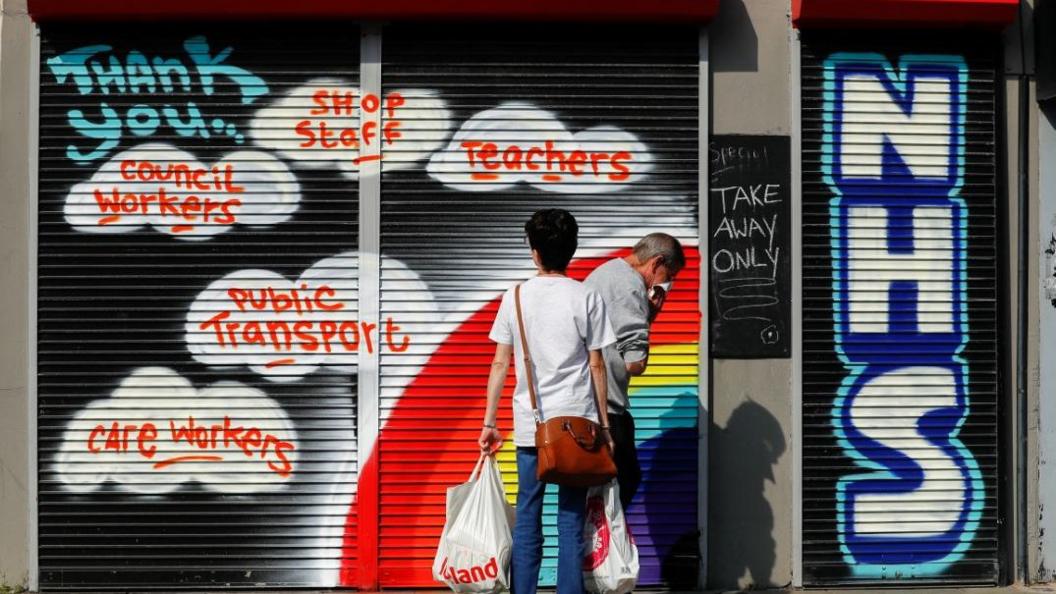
[
  {"xmin": 38, "ymin": 24, "xmax": 362, "ymax": 589},
  {"xmin": 800, "ymin": 32, "xmax": 1003, "ymax": 585},
  {"xmin": 375, "ymin": 23, "xmax": 702, "ymax": 588}
]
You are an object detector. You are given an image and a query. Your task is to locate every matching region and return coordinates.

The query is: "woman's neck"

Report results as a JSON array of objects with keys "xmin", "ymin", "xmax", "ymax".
[{"xmin": 537, "ymin": 269, "xmax": 566, "ymax": 277}]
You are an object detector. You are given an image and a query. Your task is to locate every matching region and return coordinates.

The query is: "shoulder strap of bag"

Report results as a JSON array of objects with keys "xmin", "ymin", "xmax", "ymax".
[{"xmin": 514, "ymin": 284, "xmax": 543, "ymax": 425}]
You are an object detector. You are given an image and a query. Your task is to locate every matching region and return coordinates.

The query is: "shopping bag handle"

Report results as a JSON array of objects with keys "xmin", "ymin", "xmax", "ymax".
[
  {"xmin": 469, "ymin": 452, "xmax": 507, "ymax": 491},
  {"xmin": 468, "ymin": 452, "xmax": 488, "ymax": 482}
]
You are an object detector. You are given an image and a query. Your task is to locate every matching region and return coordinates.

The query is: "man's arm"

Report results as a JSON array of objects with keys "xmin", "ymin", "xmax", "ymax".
[
  {"xmin": 628, "ymin": 286, "xmax": 667, "ymax": 375},
  {"xmin": 626, "ymin": 359, "xmax": 647, "ymax": 376}
]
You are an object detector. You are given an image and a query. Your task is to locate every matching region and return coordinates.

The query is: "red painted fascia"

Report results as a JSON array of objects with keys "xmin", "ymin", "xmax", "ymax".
[
  {"xmin": 27, "ymin": 0, "xmax": 719, "ymax": 23},
  {"xmin": 792, "ymin": 0, "xmax": 1018, "ymax": 29}
]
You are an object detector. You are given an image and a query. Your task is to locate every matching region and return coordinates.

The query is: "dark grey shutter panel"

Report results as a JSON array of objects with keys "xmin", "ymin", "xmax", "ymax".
[
  {"xmin": 375, "ymin": 23, "xmax": 702, "ymax": 589},
  {"xmin": 800, "ymin": 32, "xmax": 1003, "ymax": 585},
  {"xmin": 38, "ymin": 24, "xmax": 360, "ymax": 590}
]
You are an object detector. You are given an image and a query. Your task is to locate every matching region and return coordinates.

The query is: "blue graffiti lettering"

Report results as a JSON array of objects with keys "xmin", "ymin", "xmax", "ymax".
[
  {"xmin": 183, "ymin": 37, "xmax": 267, "ymax": 104},
  {"xmin": 125, "ymin": 51, "xmax": 158, "ymax": 94},
  {"xmin": 821, "ymin": 53, "xmax": 983, "ymax": 578},
  {"xmin": 65, "ymin": 106, "xmax": 120, "ymax": 161},
  {"xmin": 46, "ymin": 36, "xmax": 267, "ymax": 162},
  {"xmin": 151, "ymin": 56, "xmax": 192, "ymax": 94}
]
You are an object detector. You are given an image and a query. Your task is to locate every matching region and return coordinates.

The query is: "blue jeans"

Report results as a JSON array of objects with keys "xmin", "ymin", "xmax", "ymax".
[{"xmin": 512, "ymin": 447, "xmax": 586, "ymax": 594}]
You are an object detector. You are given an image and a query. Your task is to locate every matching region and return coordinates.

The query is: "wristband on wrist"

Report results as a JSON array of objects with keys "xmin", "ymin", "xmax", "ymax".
[{"xmin": 483, "ymin": 423, "xmax": 496, "ymax": 429}]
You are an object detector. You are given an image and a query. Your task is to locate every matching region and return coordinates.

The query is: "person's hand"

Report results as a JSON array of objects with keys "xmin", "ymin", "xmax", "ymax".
[
  {"xmin": 602, "ymin": 428, "xmax": 615, "ymax": 454},
  {"xmin": 648, "ymin": 285, "xmax": 667, "ymax": 323},
  {"xmin": 478, "ymin": 426, "xmax": 503, "ymax": 454}
]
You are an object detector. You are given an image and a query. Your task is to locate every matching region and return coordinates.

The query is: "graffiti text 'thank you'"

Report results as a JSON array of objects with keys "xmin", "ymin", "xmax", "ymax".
[
  {"xmin": 822, "ymin": 53, "xmax": 983, "ymax": 578},
  {"xmin": 47, "ymin": 36, "xmax": 268, "ymax": 162}
]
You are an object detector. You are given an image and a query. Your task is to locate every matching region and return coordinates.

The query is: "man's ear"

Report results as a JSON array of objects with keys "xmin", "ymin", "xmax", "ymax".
[{"xmin": 647, "ymin": 255, "xmax": 665, "ymax": 274}]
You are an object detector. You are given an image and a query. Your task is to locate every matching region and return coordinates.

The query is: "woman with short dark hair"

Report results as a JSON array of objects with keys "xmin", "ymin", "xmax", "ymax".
[{"xmin": 478, "ymin": 209, "xmax": 616, "ymax": 594}]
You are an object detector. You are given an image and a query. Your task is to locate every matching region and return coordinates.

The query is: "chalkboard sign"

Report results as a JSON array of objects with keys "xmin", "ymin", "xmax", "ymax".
[{"xmin": 709, "ymin": 135, "xmax": 791, "ymax": 358}]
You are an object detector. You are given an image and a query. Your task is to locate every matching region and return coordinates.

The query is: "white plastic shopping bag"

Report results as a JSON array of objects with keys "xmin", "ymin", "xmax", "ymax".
[
  {"xmin": 583, "ymin": 480, "xmax": 639, "ymax": 594},
  {"xmin": 433, "ymin": 453, "xmax": 515, "ymax": 593}
]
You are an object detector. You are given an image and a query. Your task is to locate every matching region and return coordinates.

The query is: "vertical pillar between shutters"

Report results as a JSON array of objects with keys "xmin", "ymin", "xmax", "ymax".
[
  {"xmin": 357, "ymin": 23, "xmax": 383, "ymax": 592},
  {"xmin": 696, "ymin": 26, "xmax": 711, "ymax": 592},
  {"xmin": 28, "ymin": 24, "xmax": 42, "ymax": 594}
]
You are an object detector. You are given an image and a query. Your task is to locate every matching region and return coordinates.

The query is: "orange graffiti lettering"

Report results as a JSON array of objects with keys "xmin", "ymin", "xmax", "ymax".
[
  {"xmin": 87, "ymin": 421, "xmax": 158, "ymax": 458},
  {"xmin": 92, "ymin": 184, "xmax": 241, "ymax": 227},
  {"xmin": 156, "ymin": 415, "xmax": 296, "ymax": 478},
  {"xmin": 199, "ymin": 312, "xmax": 410, "ymax": 358},
  {"xmin": 459, "ymin": 140, "xmax": 635, "ymax": 182},
  {"xmin": 293, "ymin": 89, "xmax": 408, "ymax": 164}
]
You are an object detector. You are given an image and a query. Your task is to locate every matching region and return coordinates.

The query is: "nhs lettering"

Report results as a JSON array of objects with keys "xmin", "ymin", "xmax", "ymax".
[{"xmin": 821, "ymin": 54, "xmax": 984, "ymax": 577}]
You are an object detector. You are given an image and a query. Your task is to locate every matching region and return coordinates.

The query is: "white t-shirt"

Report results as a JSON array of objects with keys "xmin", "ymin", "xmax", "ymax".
[{"xmin": 489, "ymin": 276, "xmax": 617, "ymax": 447}]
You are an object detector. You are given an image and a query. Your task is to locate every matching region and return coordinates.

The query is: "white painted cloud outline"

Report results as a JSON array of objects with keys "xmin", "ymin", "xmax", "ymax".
[
  {"xmin": 54, "ymin": 367, "xmax": 297, "ymax": 494},
  {"xmin": 64, "ymin": 143, "xmax": 301, "ymax": 240},
  {"xmin": 249, "ymin": 78, "xmax": 452, "ymax": 178},
  {"xmin": 186, "ymin": 254, "xmax": 433, "ymax": 382},
  {"xmin": 427, "ymin": 102, "xmax": 653, "ymax": 193}
]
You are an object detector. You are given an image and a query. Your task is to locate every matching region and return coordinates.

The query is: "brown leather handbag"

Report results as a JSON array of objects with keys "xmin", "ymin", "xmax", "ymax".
[{"xmin": 514, "ymin": 284, "xmax": 617, "ymax": 488}]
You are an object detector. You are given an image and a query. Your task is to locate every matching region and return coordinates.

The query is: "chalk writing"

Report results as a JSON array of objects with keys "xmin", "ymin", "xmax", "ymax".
[
  {"xmin": 250, "ymin": 79, "xmax": 451, "ymax": 178},
  {"xmin": 54, "ymin": 367, "xmax": 297, "ymax": 494},
  {"xmin": 46, "ymin": 37, "xmax": 267, "ymax": 161},
  {"xmin": 427, "ymin": 103, "xmax": 652, "ymax": 193},
  {"xmin": 64, "ymin": 143, "xmax": 300, "ymax": 240},
  {"xmin": 708, "ymin": 135, "xmax": 791, "ymax": 358},
  {"xmin": 711, "ymin": 184, "xmax": 783, "ymax": 273}
]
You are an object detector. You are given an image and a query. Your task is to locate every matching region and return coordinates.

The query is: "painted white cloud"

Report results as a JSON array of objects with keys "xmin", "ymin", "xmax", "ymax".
[
  {"xmin": 64, "ymin": 143, "xmax": 300, "ymax": 240},
  {"xmin": 249, "ymin": 78, "xmax": 451, "ymax": 178},
  {"xmin": 427, "ymin": 103, "xmax": 652, "ymax": 193},
  {"xmin": 54, "ymin": 367, "xmax": 297, "ymax": 494},
  {"xmin": 186, "ymin": 253, "xmax": 433, "ymax": 382}
]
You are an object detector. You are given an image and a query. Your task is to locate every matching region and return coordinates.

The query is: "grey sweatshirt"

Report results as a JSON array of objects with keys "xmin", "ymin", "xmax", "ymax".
[{"xmin": 583, "ymin": 258, "xmax": 650, "ymax": 414}]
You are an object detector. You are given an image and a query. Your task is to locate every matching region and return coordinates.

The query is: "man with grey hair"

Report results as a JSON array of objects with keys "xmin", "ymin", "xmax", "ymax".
[{"xmin": 584, "ymin": 232, "xmax": 685, "ymax": 511}]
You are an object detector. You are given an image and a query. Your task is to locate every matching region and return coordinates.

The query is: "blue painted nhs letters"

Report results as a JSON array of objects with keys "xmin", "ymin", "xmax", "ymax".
[{"xmin": 821, "ymin": 54, "xmax": 983, "ymax": 577}]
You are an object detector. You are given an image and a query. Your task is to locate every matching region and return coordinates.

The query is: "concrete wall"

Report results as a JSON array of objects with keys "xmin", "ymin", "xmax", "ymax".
[
  {"xmin": 0, "ymin": 0, "xmax": 33, "ymax": 590},
  {"xmin": 707, "ymin": 0, "xmax": 795, "ymax": 589}
]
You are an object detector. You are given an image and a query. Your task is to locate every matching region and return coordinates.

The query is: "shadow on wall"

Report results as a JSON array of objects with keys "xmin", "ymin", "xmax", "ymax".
[
  {"xmin": 707, "ymin": 399, "xmax": 786, "ymax": 589},
  {"xmin": 709, "ymin": 0, "xmax": 758, "ymax": 73}
]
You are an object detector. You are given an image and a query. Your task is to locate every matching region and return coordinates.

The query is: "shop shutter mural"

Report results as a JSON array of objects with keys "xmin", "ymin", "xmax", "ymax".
[
  {"xmin": 38, "ymin": 23, "xmax": 703, "ymax": 590},
  {"xmin": 38, "ymin": 24, "xmax": 363, "ymax": 589},
  {"xmin": 800, "ymin": 33, "xmax": 1003, "ymax": 585},
  {"xmin": 372, "ymin": 24, "xmax": 702, "ymax": 588}
]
